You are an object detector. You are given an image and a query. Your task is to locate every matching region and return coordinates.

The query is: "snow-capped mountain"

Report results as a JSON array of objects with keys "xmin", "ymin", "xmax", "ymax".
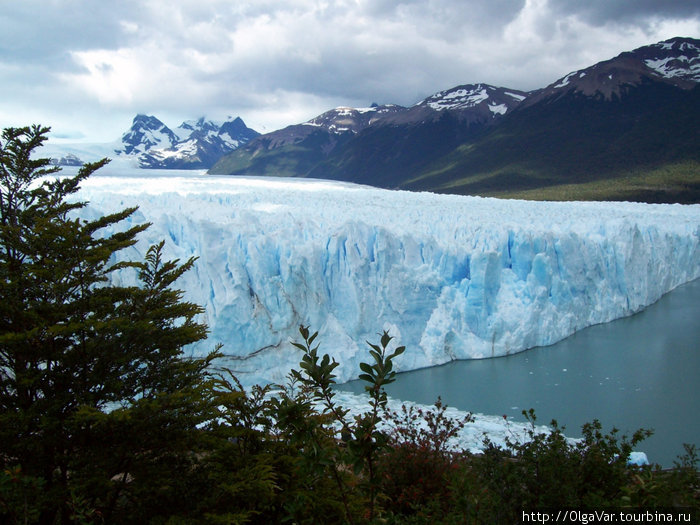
[
  {"xmin": 401, "ymin": 36, "xmax": 700, "ymax": 202},
  {"xmin": 116, "ymin": 114, "xmax": 180, "ymax": 156},
  {"xmin": 117, "ymin": 115, "xmax": 260, "ymax": 169},
  {"xmin": 208, "ymin": 83, "xmax": 532, "ymax": 178},
  {"xmin": 42, "ymin": 115, "xmax": 260, "ymax": 170},
  {"xmin": 285, "ymin": 84, "xmax": 525, "ymax": 136},
  {"xmin": 525, "ymin": 36, "xmax": 699, "ymax": 105},
  {"xmin": 49, "ymin": 153, "xmax": 84, "ymax": 167},
  {"xmin": 413, "ymin": 83, "xmax": 527, "ymax": 118},
  {"xmin": 236, "ymin": 104, "xmax": 405, "ymax": 153},
  {"xmin": 304, "ymin": 104, "xmax": 406, "ymax": 134},
  {"xmin": 212, "ymin": 36, "xmax": 699, "ymax": 203},
  {"xmin": 209, "ymin": 103, "xmax": 410, "ymax": 175},
  {"xmin": 209, "ymin": 85, "xmax": 523, "ymax": 176}
]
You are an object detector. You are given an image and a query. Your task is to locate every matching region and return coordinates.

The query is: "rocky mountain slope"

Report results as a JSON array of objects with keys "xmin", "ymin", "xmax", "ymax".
[
  {"xmin": 211, "ymin": 37, "xmax": 700, "ymax": 203},
  {"xmin": 403, "ymin": 36, "xmax": 700, "ymax": 203},
  {"xmin": 115, "ymin": 115, "xmax": 259, "ymax": 169},
  {"xmin": 47, "ymin": 115, "xmax": 259, "ymax": 170},
  {"xmin": 210, "ymin": 84, "xmax": 527, "ymax": 178}
]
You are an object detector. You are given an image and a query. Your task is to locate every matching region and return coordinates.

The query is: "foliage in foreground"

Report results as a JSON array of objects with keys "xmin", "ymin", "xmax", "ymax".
[{"xmin": 1, "ymin": 126, "xmax": 698, "ymax": 524}]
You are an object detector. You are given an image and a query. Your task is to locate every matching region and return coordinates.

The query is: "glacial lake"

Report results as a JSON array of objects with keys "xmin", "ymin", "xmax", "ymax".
[{"xmin": 338, "ymin": 278, "xmax": 700, "ymax": 467}]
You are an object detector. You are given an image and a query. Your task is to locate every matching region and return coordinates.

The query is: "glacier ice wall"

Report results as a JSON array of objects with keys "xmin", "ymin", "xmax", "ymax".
[{"xmin": 73, "ymin": 171, "xmax": 700, "ymax": 386}]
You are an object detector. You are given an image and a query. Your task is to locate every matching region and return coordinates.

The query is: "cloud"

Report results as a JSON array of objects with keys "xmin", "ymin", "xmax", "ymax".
[
  {"xmin": 550, "ymin": 0, "xmax": 700, "ymax": 26},
  {"xmin": 0, "ymin": 2, "xmax": 136, "ymax": 66},
  {"xmin": 1, "ymin": 0, "xmax": 698, "ymax": 141}
]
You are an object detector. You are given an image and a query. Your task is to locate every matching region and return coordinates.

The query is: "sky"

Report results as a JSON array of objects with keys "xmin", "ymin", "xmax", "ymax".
[{"xmin": 1, "ymin": 0, "xmax": 699, "ymax": 143}]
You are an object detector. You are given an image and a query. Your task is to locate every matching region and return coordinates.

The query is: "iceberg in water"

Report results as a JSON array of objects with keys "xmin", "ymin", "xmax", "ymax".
[{"xmin": 72, "ymin": 169, "xmax": 700, "ymax": 386}]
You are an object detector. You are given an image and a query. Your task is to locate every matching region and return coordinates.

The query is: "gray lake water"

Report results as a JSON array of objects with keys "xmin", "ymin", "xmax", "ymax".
[{"xmin": 338, "ymin": 278, "xmax": 700, "ymax": 467}]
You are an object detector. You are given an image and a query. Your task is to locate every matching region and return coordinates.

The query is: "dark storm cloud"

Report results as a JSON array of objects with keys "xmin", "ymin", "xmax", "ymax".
[
  {"xmin": 551, "ymin": 0, "xmax": 700, "ymax": 25},
  {"xmin": 361, "ymin": 0, "xmax": 527, "ymax": 36},
  {"xmin": 0, "ymin": 1, "xmax": 140, "ymax": 67}
]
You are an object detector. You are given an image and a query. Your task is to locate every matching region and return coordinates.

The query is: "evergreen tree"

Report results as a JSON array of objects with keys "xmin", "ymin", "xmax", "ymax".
[{"xmin": 0, "ymin": 126, "xmax": 216, "ymax": 523}]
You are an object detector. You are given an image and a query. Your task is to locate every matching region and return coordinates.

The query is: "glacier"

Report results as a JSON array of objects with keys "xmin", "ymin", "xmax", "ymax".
[{"xmin": 70, "ymin": 168, "xmax": 700, "ymax": 387}]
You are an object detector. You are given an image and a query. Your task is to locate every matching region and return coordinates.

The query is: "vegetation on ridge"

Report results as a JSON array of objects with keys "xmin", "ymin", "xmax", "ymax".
[{"xmin": 1, "ymin": 126, "xmax": 698, "ymax": 524}]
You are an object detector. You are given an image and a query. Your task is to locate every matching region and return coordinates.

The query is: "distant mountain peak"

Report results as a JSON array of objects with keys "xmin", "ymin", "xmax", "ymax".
[
  {"xmin": 639, "ymin": 36, "xmax": 700, "ymax": 83},
  {"xmin": 414, "ymin": 83, "xmax": 528, "ymax": 117},
  {"xmin": 529, "ymin": 36, "xmax": 700, "ymax": 104},
  {"xmin": 115, "ymin": 114, "xmax": 259, "ymax": 169},
  {"xmin": 303, "ymin": 104, "xmax": 406, "ymax": 134},
  {"xmin": 117, "ymin": 114, "xmax": 178, "ymax": 156}
]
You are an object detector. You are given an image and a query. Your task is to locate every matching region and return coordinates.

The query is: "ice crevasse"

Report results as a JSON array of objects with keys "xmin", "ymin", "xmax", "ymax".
[{"xmin": 74, "ymin": 172, "xmax": 700, "ymax": 386}]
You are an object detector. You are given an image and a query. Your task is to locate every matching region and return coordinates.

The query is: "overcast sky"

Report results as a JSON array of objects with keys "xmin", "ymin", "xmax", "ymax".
[{"xmin": 2, "ymin": 0, "xmax": 699, "ymax": 143}]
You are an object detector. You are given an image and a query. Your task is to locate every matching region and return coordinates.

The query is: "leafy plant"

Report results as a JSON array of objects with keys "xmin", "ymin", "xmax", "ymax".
[
  {"xmin": 380, "ymin": 399, "xmax": 472, "ymax": 518},
  {"xmin": 288, "ymin": 326, "xmax": 404, "ymax": 523}
]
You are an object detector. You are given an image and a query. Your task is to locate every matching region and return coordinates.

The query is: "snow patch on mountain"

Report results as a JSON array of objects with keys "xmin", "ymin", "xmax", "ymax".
[
  {"xmin": 415, "ymin": 84, "xmax": 527, "ymax": 117},
  {"xmin": 646, "ymin": 54, "xmax": 700, "ymax": 81},
  {"xmin": 423, "ymin": 85, "xmax": 490, "ymax": 110},
  {"xmin": 553, "ymin": 72, "xmax": 576, "ymax": 89},
  {"xmin": 644, "ymin": 38, "xmax": 700, "ymax": 82},
  {"xmin": 304, "ymin": 105, "xmax": 405, "ymax": 134},
  {"xmin": 505, "ymin": 91, "xmax": 527, "ymax": 101}
]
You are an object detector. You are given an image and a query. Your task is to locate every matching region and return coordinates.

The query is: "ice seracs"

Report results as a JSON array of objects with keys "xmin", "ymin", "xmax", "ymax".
[{"xmin": 72, "ymin": 170, "xmax": 700, "ymax": 387}]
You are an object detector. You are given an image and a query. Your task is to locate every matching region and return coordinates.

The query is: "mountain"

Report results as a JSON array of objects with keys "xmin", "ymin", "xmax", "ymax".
[
  {"xmin": 209, "ymin": 85, "xmax": 527, "ymax": 178},
  {"xmin": 44, "ymin": 115, "xmax": 260, "ymax": 169},
  {"xmin": 306, "ymin": 85, "xmax": 529, "ymax": 187},
  {"xmin": 404, "ymin": 36, "xmax": 700, "ymax": 203},
  {"xmin": 523, "ymin": 36, "xmax": 700, "ymax": 106},
  {"xmin": 117, "ymin": 115, "xmax": 260, "ymax": 169},
  {"xmin": 49, "ymin": 153, "xmax": 84, "ymax": 167},
  {"xmin": 116, "ymin": 114, "xmax": 180, "ymax": 156},
  {"xmin": 410, "ymin": 83, "xmax": 527, "ymax": 118},
  {"xmin": 211, "ymin": 37, "xmax": 700, "ymax": 203},
  {"xmin": 210, "ymin": 104, "xmax": 406, "ymax": 176}
]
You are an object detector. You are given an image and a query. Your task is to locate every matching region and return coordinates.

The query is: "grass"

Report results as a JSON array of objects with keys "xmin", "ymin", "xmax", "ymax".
[{"xmin": 480, "ymin": 162, "xmax": 700, "ymax": 203}]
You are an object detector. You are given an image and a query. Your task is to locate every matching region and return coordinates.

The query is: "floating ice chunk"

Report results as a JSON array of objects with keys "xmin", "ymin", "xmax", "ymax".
[{"xmin": 627, "ymin": 452, "xmax": 649, "ymax": 466}]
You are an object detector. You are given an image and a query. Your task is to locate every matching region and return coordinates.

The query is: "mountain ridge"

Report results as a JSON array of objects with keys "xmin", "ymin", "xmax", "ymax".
[
  {"xmin": 47, "ymin": 114, "xmax": 260, "ymax": 169},
  {"xmin": 117, "ymin": 114, "xmax": 260, "ymax": 169},
  {"xmin": 211, "ymin": 36, "xmax": 700, "ymax": 203},
  {"xmin": 400, "ymin": 36, "xmax": 700, "ymax": 203},
  {"xmin": 209, "ymin": 83, "xmax": 527, "ymax": 178}
]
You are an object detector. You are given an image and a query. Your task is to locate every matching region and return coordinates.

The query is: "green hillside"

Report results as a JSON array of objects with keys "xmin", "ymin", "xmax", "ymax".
[
  {"xmin": 309, "ymin": 112, "xmax": 488, "ymax": 187},
  {"xmin": 210, "ymin": 128, "xmax": 352, "ymax": 177},
  {"xmin": 402, "ymin": 82, "xmax": 700, "ymax": 203}
]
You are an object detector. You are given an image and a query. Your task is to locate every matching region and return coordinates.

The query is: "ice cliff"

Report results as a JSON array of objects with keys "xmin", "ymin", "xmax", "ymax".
[{"xmin": 73, "ymin": 170, "xmax": 700, "ymax": 386}]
